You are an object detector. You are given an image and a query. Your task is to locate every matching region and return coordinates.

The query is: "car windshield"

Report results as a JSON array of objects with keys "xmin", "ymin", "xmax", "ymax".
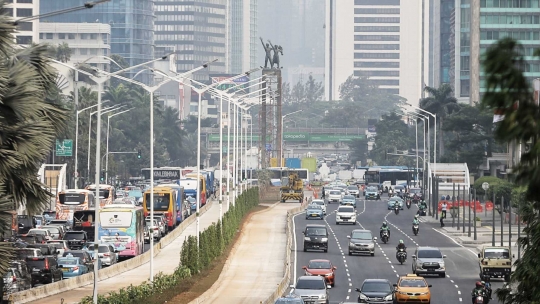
[
  {"xmin": 484, "ymin": 248, "xmax": 510, "ymax": 259},
  {"xmin": 329, "ymin": 191, "xmax": 340, "ymax": 195},
  {"xmin": 400, "ymin": 279, "xmax": 427, "ymax": 287},
  {"xmin": 43, "ymin": 227, "xmax": 59, "ymax": 233},
  {"xmin": 48, "ymin": 242, "xmax": 66, "ymax": 249},
  {"xmin": 343, "ymin": 195, "xmax": 355, "ymax": 200},
  {"xmin": 312, "ymin": 200, "xmax": 324, "ymax": 205},
  {"xmin": 362, "ymin": 281, "xmax": 392, "ymax": 292},
  {"xmin": 28, "ymin": 230, "xmax": 46, "ymax": 235},
  {"xmin": 338, "ymin": 207, "xmax": 354, "ymax": 213},
  {"xmin": 58, "ymin": 258, "xmax": 79, "ymax": 265},
  {"xmin": 63, "ymin": 252, "xmax": 84, "ymax": 259},
  {"xmin": 64, "ymin": 233, "xmax": 85, "ymax": 240},
  {"xmin": 305, "ymin": 228, "xmax": 327, "ymax": 236},
  {"xmin": 418, "ymin": 249, "xmax": 443, "ymax": 259},
  {"xmin": 351, "ymin": 231, "xmax": 372, "ymax": 240},
  {"xmin": 98, "ymin": 246, "xmax": 110, "ymax": 253},
  {"xmin": 367, "ymin": 187, "xmax": 377, "ymax": 192},
  {"xmin": 308, "ymin": 205, "xmax": 322, "ymax": 210},
  {"xmin": 348, "ymin": 186, "xmax": 357, "ymax": 190},
  {"xmin": 307, "ymin": 261, "xmax": 331, "ymax": 269},
  {"xmin": 15, "ymin": 249, "xmax": 39, "ymax": 259},
  {"xmin": 25, "ymin": 259, "xmax": 46, "ymax": 269},
  {"xmin": 296, "ymin": 278, "xmax": 325, "ymax": 289}
]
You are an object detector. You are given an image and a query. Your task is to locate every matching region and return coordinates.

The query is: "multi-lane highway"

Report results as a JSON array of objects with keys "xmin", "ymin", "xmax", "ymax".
[{"xmin": 292, "ymin": 197, "xmax": 505, "ymax": 304}]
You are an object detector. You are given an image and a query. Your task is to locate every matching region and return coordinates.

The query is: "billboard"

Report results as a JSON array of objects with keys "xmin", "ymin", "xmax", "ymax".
[
  {"xmin": 211, "ymin": 74, "xmax": 250, "ymax": 91},
  {"xmin": 367, "ymin": 119, "xmax": 377, "ymax": 133}
]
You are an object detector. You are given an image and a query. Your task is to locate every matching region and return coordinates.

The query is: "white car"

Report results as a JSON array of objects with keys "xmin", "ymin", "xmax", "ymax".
[
  {"xmin": 328, "ymin": 190, "xmax": 342, "ymax": 204},
  {"xmin": 146, "ymin": 219, "xmax": 161, "ymax": 241},
  {"xmin": 27, "ymin": 228, "xmax": 53, "ymax": 241},
  {"xmin": 311, "ymin": 199, "xmax": 326, "ymax": 215},
  {"xmin": 335, "ymin": 205, "xmax": 356, "ymax": 225}
]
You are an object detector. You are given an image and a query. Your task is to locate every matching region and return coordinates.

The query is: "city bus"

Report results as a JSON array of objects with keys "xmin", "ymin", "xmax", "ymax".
[
  {"xmin": 184, "ymin": 173, "xmax": 207, "ymax": 206},
  {"xmin": 55, "ymin": 189, "xmax": 95, "ymax": 223},
  {"xmin": 72, "ymin": 209, "xmax": 96, "ymax": 240},
  {"xmin": 157, "ymin": 183, "xmax": 190, "ymax": 224},
  {"xmin": 364, "ymin": 167, "xmax": 420, "ymax": 188},
  {"xmin": 143, "ymin": 186, "xmax": 179, "ymax": 231},
  {"xmin": 85, "ymin": 184, "xmax": 115, "ymax": 207},
  {"xmin": 98, "ymin": 205, "xmax": 144, "ymax": 259}
]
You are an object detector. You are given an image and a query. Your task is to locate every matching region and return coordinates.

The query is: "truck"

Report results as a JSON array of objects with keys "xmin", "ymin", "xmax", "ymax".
[
  {"xmin": 477, "ymin": 245, "xmax": 514, "ymax": 281},
  {"xmin": 280, "ymin": 172, "xmax": 304, "ymax": 203},
  {"xmin": 338, "ymin": 170, "xmax": 352, "ymax": 181}
]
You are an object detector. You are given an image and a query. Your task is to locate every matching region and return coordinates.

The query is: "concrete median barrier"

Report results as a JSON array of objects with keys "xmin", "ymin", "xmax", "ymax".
[{"xmin": 7, "ymin": 200, "xmax": 214, "ymax": 304}]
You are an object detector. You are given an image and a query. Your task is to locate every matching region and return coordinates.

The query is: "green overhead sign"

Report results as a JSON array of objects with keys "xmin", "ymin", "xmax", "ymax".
[
  {"xmin": 55, "ymin": 139, "xmax": 73, "ymax": 157},
  {"xmin": 208, "ymin": 133, "xmax": 365, "ymax": 142}
]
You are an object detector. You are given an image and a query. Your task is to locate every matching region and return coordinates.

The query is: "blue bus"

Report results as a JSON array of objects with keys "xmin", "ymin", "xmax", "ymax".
[{"xmin": 158, "ymin": 183, "xmax": 190, "ymax": 224}]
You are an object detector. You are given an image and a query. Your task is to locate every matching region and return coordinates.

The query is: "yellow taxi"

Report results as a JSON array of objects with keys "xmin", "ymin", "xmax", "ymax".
[{"xmin": 393, "ymin": 274, "xmax": 432, "ymax": 303}]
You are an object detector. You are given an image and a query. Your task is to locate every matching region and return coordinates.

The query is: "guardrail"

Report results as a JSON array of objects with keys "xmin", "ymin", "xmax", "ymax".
[
  {"xmin": 7, "ymin": 200, "xmax": 215, "ymax": 304},
  {"xmin": 261, "ymin": 200, "xmax": 309, "ymax": 304}
]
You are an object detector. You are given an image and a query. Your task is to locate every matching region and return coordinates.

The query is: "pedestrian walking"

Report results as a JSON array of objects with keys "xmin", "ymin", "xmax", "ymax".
[
  {"xmin": 440, "ymin": 214, "xmax": 445, "ymax": 227},
  {"xmin": 441, "ymin": 201, "xmax": 447, "ymax": 219}
]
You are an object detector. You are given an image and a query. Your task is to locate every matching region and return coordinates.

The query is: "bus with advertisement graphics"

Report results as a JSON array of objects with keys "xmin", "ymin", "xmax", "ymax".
[
  {"xmin": 98, "ymin": 205, "xmax": 145, "ymax": 259},
  {"xmin": 55, "ymin": 189, "xmax": 95, "ymax": 223}
]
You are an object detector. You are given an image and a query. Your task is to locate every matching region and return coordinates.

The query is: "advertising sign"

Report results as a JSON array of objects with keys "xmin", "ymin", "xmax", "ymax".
[
  {"xmin": 141, "ymin": 169, "xmax": 181, "ymax": 180},
  {"xmin": 367, "ymin": 119, "xmax": 377, "ymax": 133},
  {"xmin": 283, "ymin": 132, "xmax": 309, "ymax": 140}
]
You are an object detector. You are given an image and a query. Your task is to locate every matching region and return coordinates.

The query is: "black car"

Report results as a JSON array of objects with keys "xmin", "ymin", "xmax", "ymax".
[
  {"xmin": 27, "ymin": 244, "xmax": 59, "ymax": 256},
  {"xmin": 17, "ymin": 215, "xmax": 33, "ymax": 234},
  {"xmin": 303, "ymin": 224, "xmax": 328, "ymax": 253},
  {"xmin": 25, "ymin": 256, "xmax": 63, "ymax": 286},
  {"xmin": 356, "ymin": 279, "xmax": 394, "ymax": 303},
  {"xmin": 62, "ymin": 250, "xmax": 94, "ymax": 272},
  {"xmin": 63, "ymin": 231, "xmax": 88, "ymax": 249}
]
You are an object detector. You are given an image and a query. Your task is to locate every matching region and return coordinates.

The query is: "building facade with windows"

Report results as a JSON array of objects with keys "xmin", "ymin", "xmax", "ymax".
[
  {"xmin": 39, "ymin": 0, "xmax": 154, "ymax": 82},
  {"xmin": 325, "ymin": 0, "xmax": 424, "ymax": 105},
  {"xmin": 4, "ymin": 0, "xmax": 40, "ymax": 45},
  {"xmin": 154, "ymin": 0, "xmax": 227, "ymax": 81},
  {"xmin": 455, "ymin": 0, "xmax": 540, "ymax": 103},
  {"xmin": 228, "ymin": 0, "xmax": 258, "ymax": 74}
]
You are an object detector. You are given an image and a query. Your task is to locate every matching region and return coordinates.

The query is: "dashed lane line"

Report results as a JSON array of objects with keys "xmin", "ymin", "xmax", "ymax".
[{"xmin": 324, "ymin": 210, "xmax": 353, "ymax": 301}]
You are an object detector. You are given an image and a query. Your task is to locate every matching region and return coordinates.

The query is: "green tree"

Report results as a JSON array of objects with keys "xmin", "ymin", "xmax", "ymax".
[
  {"xmin": 103, "ymin": 83, "xmax": 132, "ymax": 106},
  {"xmin": 481, "ymin": 37, "xmax": 540, "ymax": 303},
  {"xmin": 347, "ymin": 139, "xmax": 368, "ymax": 166},
  {"xmin": 370, "ymin": 113, "xmax": 412, "ymax": 165},
  {"xmin": 0, "ymin": 9, "xmax": 68, "ymax": 273},
  {"xmin": 419, "ymin": 84, "xmax": 460, "ymax": 156},
  {"xmin": 291, "ymin": 80, "xmax": 306, "ymax": 103},
  {"xmin": 55, "ymin": 42, "xmax": 72, "ymax": 63},
  {"xmin": 304, "ymin": 75, "xmax": 323, "ymax": 104}
]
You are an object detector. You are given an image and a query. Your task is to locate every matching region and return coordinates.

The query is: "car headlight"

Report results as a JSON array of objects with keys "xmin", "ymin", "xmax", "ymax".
[
  {"xmin": 419, "ymin": 292, "xmax": 429, "ymax": 295},
  {"xmin": 321, "ymin": 238, "xmax": 328, "ymax": 242},
  {"xmin": 398, "ymin": 291, "xmax": 408, "ymax": 295},
  {"xmin": 368, "ymin": 243, "xmax": 374, "ymax": 248},
  {"xmin": 304, "ymin": 237, "xmax": 310, "ymax": 241},
  {"xmin": 359, "ymin": 293, "xmax": 368, "ymax": 300},
  {"xmin": 417, "ymin": 263, "xmax": 423, "ymax": 268},
  {"xmin": 320, "ymin": 294, "xmax": 327, "ymax": 300},
  {"xmin": 349, "ymin": 242, "xmax": 354, "ymax": 247},
  {"xmin": 384, "ymin": 294, "xmax": 393, "ymax": 300}
]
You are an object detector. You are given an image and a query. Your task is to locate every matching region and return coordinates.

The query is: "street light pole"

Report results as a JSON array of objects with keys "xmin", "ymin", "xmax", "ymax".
[
  {"xmin": 281, "ymin": 110, "xmax": 303, "ymax": 167},
  {"xmin": 106, "ymin": 108, "xmax": 133, "ymax": 182}
]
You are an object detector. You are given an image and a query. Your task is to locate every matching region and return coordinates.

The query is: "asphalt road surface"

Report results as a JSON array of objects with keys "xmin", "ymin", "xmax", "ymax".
[{"xmin": 292, "ymin": 197, "xmax": 505, "ymax": 304}]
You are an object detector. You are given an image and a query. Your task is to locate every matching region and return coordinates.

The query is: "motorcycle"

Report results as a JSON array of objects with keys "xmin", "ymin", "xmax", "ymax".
[
  {"xmin": 381, "ymin": 231, "xmax": 389, "ymax": 244},
  {"xmin": 394, "ymin": 205, "xmax": 400, "ymax": 215},
  {"xmin": 412, "ymin": 224, "xmax": 419, "ymax": 236},
  {"xmin": 396, "ymin": 248, "xmax": 407, "ymax": 264},
  {"xmin": 417, "ymin": 206, "xmax": 427, "ymax": 216},
  {"xmin": 474, "ymin": 293, "xmax": 487, "ymax": 304},
  {"xmin": 406, "ymin": 199, "xmax": 411, "ymax": 209}
]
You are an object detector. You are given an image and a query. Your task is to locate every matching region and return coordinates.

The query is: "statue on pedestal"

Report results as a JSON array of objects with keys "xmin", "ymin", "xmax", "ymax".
[
  {"xmin": 268, "ymin": 40, "xmax": 283, "ymax": 69},
  {"xmin": 260, "ymin": 37, "xmax": 273, "ymax": 68}
]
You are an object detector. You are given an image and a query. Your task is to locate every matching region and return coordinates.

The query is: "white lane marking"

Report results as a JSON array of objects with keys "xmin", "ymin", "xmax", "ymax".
[
  {"xmin": 430, "ymin": 227, "xmax": 478, "ymax": 257},
  {"xmin": 384, "ymin": 210, "xmax": 419, "ymax": 247},
  {"xmin": 458, "ymin": 291, "xmax": 461, "ymax": 295},
  {"xmin": 459, "ymin": 298, "xmax": 463, "ymax": 302},
  {"xmin": 292, "ymin": 211, "xmax": 304, "ymax": 284}
]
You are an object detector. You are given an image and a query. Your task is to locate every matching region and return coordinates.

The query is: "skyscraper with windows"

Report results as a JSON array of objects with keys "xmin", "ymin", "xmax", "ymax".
[
  {"xmin": 40, "ymin": 0, "xmax": 154, "ymax": 82},
  {"xmin": 325, "ymin": 0, "xmax": 424, "ymax": 105},
  {"xmin": 228, "ymin": 0, "xmax": 258, "ymax": 74},
  {"xmin": 455, "ymin": 0, "xmax": 540, "ymax": 103},
  {"xmin": 154, "ymin": 0, "xmax": 227, "ymax": 81},
  {"xmin": 4, "ymin": 0, "xmax": 40, "ymax": 45}
]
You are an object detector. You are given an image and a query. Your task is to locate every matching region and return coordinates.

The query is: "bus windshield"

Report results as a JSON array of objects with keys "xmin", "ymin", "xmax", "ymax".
[
  {"xmin": 59, "ymin": 193, "xmax": 86, "ymax": 205},
  {"xmin": 73, "ymin": 211, "xmax": 95, "ymax": 223},
  {"xmin": 99, "ymin": 211, "xmax": 133, "ymax": 228},
  {"xmin": 145, "ymin": 193, "xmax": 171, "ymax": 211}
]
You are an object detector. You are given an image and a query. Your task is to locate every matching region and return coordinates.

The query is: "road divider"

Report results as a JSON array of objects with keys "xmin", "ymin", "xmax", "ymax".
[
  {"xmin": 7, "ymin": 200, "xmax": 214, "ymax": 304},
  {"xmin": 261, "ymin": 200, "xmax": 309, "ymax": 304}
]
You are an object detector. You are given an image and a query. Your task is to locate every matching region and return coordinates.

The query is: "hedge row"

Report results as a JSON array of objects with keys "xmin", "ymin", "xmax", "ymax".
[
  {"xmin": 79, "ymin": 187, "xmax": 259, "ymax": 304},
  {"xmin": 181, "ymin": 187, "xmax": 259, "ymax": 274}
]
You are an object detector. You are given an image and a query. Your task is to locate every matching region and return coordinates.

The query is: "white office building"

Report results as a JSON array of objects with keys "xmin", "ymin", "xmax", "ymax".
[
  {"xmin": 325, "ymin": 0, "xmax": 426, "ymax": 105},
  {"xmin": 5, "ymin": 0, "xmax": 40, "ymax": 45},
  {"xmin": 228, "ymin": 0, "xmax": 258, "ymax": 73}
]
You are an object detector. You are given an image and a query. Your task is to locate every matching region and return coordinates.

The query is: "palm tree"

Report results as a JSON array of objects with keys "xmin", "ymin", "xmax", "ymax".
[
  {"xmin": 55, "ymin": 42, "xmax": 72, "ymax": 63},
  {"xmin": 103, "ymin": 83, "xmax": 132, "ymax": 106},
  {"xmin": 419, "ymin": 83, "xmax": 459, "ymax": 156},
  {"xmin": 0, "ymin": 5, "xmax": 68, "ymax": 273}
]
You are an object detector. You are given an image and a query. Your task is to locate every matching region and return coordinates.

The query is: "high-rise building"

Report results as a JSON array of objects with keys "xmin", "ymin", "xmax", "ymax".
[
  {"xmin": 325, "ymin": 0, "xmax": 424, "ymax": 105},
  {"xmin": 39, "ymin": 0, "xmax": 154, "ymax": 82},
  {"xmin": 154, "ymin": 0, "xmax": 227, "ymax": 81},
  {"xmin": 455, "ymin": 0, "xmax": 540, "ymax": 103},
  {"xmin": 4, "ymin": 0, "xmax": 40, "ymax": 45},
  {"xmin": 431, "ymin": 0, "xmax": 456, "ymax": 92},
  {"xmin": 228, "ymin": 0, "xmax": 258, "ymax": 74}
]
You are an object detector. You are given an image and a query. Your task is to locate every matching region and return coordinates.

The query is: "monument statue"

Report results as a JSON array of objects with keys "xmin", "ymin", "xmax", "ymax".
[
  {"xmin": 260, "ymin": 37, "xmax": 273, "ymax": 68},
  {"xmin": 268, "ymin": 40, "xmax": 283, "ymax": 69}
]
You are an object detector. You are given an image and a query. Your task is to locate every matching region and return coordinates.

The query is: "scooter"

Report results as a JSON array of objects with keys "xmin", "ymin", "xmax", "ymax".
[
  {"xmin": 474, "ymin": 293, "xmax": 486, "ymax": 304},
  {"xmin": 412, "ymin": 224, "xmax": 419, "ymax": 236},
  {"xmin": 381, "ymin": 231, "xmax": 389, "ymax": 244},
  {"xmin": 394, "ymin": 205, "xmax": 400, "ymax": 215},
  {"xmin": 396, "ymin": 248, "xmax": 407, "ymax": 264},
  {"xmin": 417, "ymin": 206, "xmax": 427, "ymax": 216},
  {"xmin": 406, "ymin": 199, "xmax": 411, "ymax": 209}
]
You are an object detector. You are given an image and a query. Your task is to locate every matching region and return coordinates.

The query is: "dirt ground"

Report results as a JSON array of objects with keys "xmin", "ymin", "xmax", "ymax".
[{"xmin": 160, "ymin": 204, "xmax": 269, "ymax": 304}]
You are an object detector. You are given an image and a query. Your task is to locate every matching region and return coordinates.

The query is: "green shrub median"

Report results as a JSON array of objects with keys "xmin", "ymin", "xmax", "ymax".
[{"xmin": 79, "ymin": 187, "xmax": 259, "ymax": 304}]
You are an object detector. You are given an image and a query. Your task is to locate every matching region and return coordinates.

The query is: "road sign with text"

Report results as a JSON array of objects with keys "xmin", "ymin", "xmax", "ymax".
[{"xmin": 55, "ymin": 139, "xmax": 73, "ymax": 157}]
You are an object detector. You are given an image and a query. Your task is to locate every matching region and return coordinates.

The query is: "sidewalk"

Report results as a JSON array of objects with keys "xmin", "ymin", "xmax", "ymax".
[
  {"xmin": 29, "ymin": 196, "xmax": 230, "ymax": 304},
  {"xmin": 189, "ymin": 202, "xmax": 299, "ymax": 304}
]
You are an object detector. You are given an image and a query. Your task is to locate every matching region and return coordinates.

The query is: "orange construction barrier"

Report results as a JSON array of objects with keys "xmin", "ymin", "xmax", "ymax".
[
  {"xmin": 313, "ymin": 191, "xmax": 319, "ymax": 199},
  {"xmin": 485, "ymin": 201, "xmax": 494, "ymax": 211}
]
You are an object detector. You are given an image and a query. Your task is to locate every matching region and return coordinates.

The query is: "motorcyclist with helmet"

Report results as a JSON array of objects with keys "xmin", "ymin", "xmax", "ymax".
[
  {"xmin": 471, "ymin": 281, "xmax": 485, "ymax": 304},
  {"xmin": 418, "ymin": 199, "xmax": 428, "ymax": 215},
  {"xmin": 380, "ymin": 221, "xmax": 390, "ymax": 239},
  {"xmin": 482, "ymin": 277, "xmax": 492, "ymax": 303},
  {"xmin": 396, "ymin": 240, "xmax": 407, "ymax": 259},
  {"xmin": 412, "ymin": 214, "xmax": 420, "ymax": 225}
]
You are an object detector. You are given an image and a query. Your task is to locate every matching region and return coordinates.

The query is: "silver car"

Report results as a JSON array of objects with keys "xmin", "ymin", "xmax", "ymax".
[
  {"xmin": 412, "ymin": 246, "xmax": 447, "ymax": 277},
  {"xmin": 97, "ymin": 244, "xmax": 118, "ymax": 266},
  {"xmin": 291, "ymin": 276, "xmax": 330, "ymax": 304},
  {"xmin": 348, "ymin": 229, "xmax": 376, "ymax": 256}
]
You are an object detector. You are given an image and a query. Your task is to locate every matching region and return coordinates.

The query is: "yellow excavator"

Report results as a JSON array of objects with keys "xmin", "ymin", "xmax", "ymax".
[{"xmin": 280, "ymin": 171, "xmax": 304, "ymax": 203}]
